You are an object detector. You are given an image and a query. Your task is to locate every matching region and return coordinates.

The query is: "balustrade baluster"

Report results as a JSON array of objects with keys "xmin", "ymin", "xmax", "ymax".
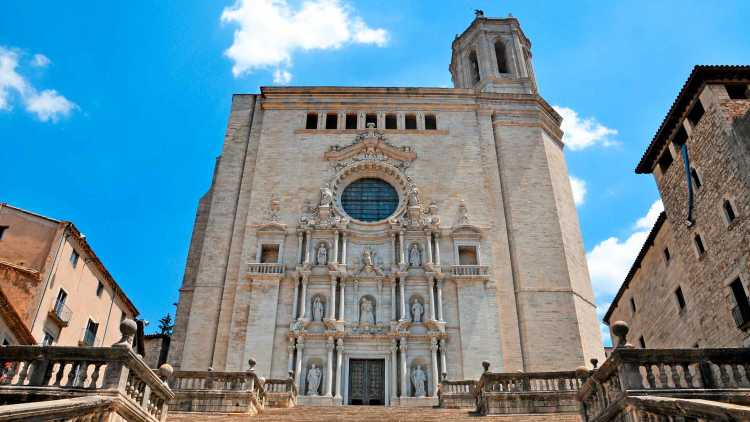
[
  {"xmin": 657, "ymin": 363, "xmax": 668, "ymax": 387},
  {"xmin": 743, "ymin": 364, "xmax": 750, "ymax": 387},
  {"xmin": 668, "ymin": 364, "xmax": 680, "ymax": 388},
  {"xmin": 681, "ymin": 363, "xmax": 693, "ymax": 388},
  {"xmin": 88, "ymin": 363, "xmax": 102, "ymax": 389},
  {"xmin": 731, "ymin": 364, "xmax": 743, "ymax": 388},
  {"xmin": 66, "ymin": 361, "xmax": 79, "ymax": 386},
  {"xmin": 645, "ymin": 364, "xmax": 656, "ymax": 388},
  {"xmin": 17, "ymin": 360, "xmax": 31, "ymax": 385},
  {"xmin": 719, "ymin": 364, "xmax": 731, "ymax": 387}
]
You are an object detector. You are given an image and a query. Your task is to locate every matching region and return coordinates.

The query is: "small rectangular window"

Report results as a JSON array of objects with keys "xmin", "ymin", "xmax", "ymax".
[
  {"xmin": 730, "ymin": 278, "xmax": 750, "ymax": 329},
  {"xmin": 260, "ymin": 244, "xmax": 280, "ymax": 263},
  {"xmin": 690, "ymin": 168, "xmax": 702, "ymax": 189},
  {"xmin": 726, "ymin": 84, "xmax": 749, "ymax": 100},
  {"xmin": 365, "ymin": 113, "xmax": 377, "ymax": 128},
  {"xmin": 672, "ymin": 126, "xmax": 688, "ymax": 146},
  {"xmin": 345, "ymin": 113, "xmax": 357, "ymax": 129},
  {"xmin": 385, "ymin": 114, "xmax": 397, "ymax": 129},
  {"xmin": 687, "ymin": 100, "xmax": 705, "ymax": 127},
  {"xmin": 70, "ymin": 250, "xmax": 80, "ymax": 268},
  {"xmin": 694, "ymin": 234, "xmax": 706, "ymax": 256},
  {"xmin": 724, "ymin": 200, "xmax": 736, "ymax": 223},
  {"xmin": 405, "ymin": 114, "xmax": 417, "ymax": 130},
  {"xmin": 96, "ymin": 280, "xmax": 104, "ymax": 297},
  {"xmin": 325, "ymin": 113, "xmax": 338, "ymax": 129},
  {"xmin": 638, "ymin": 336, "xmax": 646, "ymax": 348},
  {"xmin": 83, "ymin": 319, "xmax": 98, "ymax": 346},
  {"xmin": 675, "ymin": 286, "xmax": 686, "ymax": 310},
  {"xmin": 457, "ymin": 246, "xmax": 478, "ymax": 265},
  {"xmin": 305, "ymin": 113, "xmax": 318, "ymax": 129},
  {"xmin": 0, "ymin": 225, "xmax": 8, "ymax": 240},
  {"xmin": 658, "ymin": 149, "xmax": 673, "ymax": 172},
  {"xmin": 425, "ymin": 114, "xmax": 437, "ymax": 130},
  {"xmin": 663, "ymin": 247, "xmax": 671, "ymax": 263},
  {"xmin": 630, "ymin": 297, "xmax": 637, "ymax": 313}
]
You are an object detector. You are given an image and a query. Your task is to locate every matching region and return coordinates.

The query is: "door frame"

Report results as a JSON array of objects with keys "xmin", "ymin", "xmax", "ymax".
[{"xmin": 343, "ymin": 353, "xmax": 392, "ymax": 406}]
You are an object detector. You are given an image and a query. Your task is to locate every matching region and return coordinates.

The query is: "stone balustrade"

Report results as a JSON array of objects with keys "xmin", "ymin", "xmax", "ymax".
[
  {"xmin": 168, "ymin": 359, "xmax": 267, "ymax": 415},
  {"xmin": 445, "ymin": 265, "xmax": 489, "ymax": 277},
  {"xmin": 264, "ymin": 375, "xmax": 298, "ymax": 408},
  {"xmin": 247, "ymin": 262, "xmax": 286, "ymax": 275},
  {"xmin": 438, "ymin": 379, "xmax": 476, "ymax": 409},
  {"xmin": 578, "ymin": 321, "xmax": 750, "ymax": 422},
  {"xmin": 0, "ymin": 320, "xmax": 174, "ymax": 422}
]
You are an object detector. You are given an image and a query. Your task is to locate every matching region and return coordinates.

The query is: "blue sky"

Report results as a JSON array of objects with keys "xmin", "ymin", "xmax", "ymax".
[{"xmin": 2, "ymin": 1, "xmax": 749, "ymax": 341}]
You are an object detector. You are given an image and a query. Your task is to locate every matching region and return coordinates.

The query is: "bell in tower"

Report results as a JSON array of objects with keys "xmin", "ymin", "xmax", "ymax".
[{"xmin": 449, "ymin": 11, "xmax": 538, "ymax": 94}]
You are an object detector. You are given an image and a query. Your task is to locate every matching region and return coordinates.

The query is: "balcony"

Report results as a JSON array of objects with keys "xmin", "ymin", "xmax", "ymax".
[
  {"xmin": 247, "ymin": 262, "xmax": 285, "ymax": 275},
  {"xmin": 48, "ymin": 301, "xmax": 72, "ymax": 327},
  {"xmin": 446, "ymin": 265, "xmax": 489, "ymax": 278}
]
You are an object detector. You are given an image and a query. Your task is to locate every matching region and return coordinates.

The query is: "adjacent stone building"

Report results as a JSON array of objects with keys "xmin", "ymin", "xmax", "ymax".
[
  {"xmin": 0, "ymin": 203, "xmax": 139, "ymax": 347},
  {"xmin": 604, "ymin": 66, "xmax": 750, "ymax": 348},
  {"xmin": 169, "ymin": 14, "xmax": 604, "ymax": 407}
]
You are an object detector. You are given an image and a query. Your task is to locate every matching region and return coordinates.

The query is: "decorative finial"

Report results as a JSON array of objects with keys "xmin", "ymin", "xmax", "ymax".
[
  {"xmin": 158, "ymin": 363, "xmax": 174, "ymax": 384},
  {"xmin": 590, "ymin": 358, "xmax": 599, "ymax": 369},
  {"xmin": 611, "ymin": 320, "xmax": 633, "ymax": 349},
  {"xmin": 481, "ymin": 360, "xmax": 490, "ymax": 373},
  {"xmin": 247, "ymin": 358, "xmax": 257, "ymax": 371},
  {"xmin": 112, "ymin": 318, "xmax": 137, "ymax": 349},
  {"xmin": 474, "ymin": 9, "xmax": 484, "ymax": 18}
]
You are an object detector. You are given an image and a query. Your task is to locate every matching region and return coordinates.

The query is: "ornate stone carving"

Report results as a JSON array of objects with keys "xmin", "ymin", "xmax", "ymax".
[
  {"xmin": 312, "ymin": 296, "xmax": 325, "ymax": 322},
  {"xmin": 411, "ymin": 365, "xmax": 427, "ymax": 397},
  {"xmin": 408, "ymin": 243, "xmax": 422, "ymax": 267},
  {"xmin": 457, "ymin": 200, "xmax": 470, "ymax": 225},
  {"xmin": 320, "ymin": 183, "xmax": 333, "ymax": 207},
  {"xmin": 324, "ymin": 126, "xmax": 417, "ymax": 173},
  {"xmin": 267, "ymin": 195, "xmax": 281, "ymax": 223},
  {"xmin": 307, "ymin": 364, "xmax": 322, "ymax": 395},
  {"xmin": 354, "ymin": 247, "xmax": 384, "ymax": 275},
  {"xmin": 316, "ymin": 242, "xmax": 328, "ymax": 266},
  {"xmin": 360, "ymin": 297, "xmax": 375, "ymax": 325}
]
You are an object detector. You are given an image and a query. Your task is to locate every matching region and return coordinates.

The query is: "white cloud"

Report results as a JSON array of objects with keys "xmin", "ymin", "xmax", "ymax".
[
  {"xmin": 554, "ymin": 105, "xmax": 619, "ymax": 151},
  {"xmin": 273, "ymin": 68, "xmax": 292, "ymax": 84},
  {"xmin": 569, "ymin": 175, "xmax": 587, "ymax": 206},
  {"xmin": 31, "ymin": 53, "xmax": 50, "ymax": 68},
  {"xmin": 0, "ymin": 46, "xmax": 76, "ymax": 121},
  {"xmin": 221, "ymin": 0, "xmax": 389, "ymax": 81},
  {"xmin": 586, "ymin": 199, "xmax": 664, "ymax": 298}
]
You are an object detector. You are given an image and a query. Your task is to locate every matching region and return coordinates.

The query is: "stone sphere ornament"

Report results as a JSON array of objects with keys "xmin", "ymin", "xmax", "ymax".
[
  {"xmin": 113, "ymin": 318, "xmax": 137, "ymax": 348},
  {"xmin": 158, "ymin": 363, "xmax": 174, "ymax": 382},
  {"xmin": 611, "ymin": 320, "xmax": 632, "ymax": 348}
]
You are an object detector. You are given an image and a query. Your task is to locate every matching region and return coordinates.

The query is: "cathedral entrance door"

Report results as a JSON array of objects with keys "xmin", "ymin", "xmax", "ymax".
[{"xmin": 348, "ymin": 359, "xmax": 385, "ymax": 405}]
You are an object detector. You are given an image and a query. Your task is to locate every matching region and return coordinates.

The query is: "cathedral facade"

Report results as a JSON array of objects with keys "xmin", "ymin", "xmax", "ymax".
[{"xmin": 169, "ymin": 14, "xmax": 604, "ymax": 406}]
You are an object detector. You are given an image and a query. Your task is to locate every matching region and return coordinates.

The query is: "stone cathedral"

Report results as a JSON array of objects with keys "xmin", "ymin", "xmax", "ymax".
[{"xmin": 169, "ymin": 14, "xmax": 604, "ymax": 407}]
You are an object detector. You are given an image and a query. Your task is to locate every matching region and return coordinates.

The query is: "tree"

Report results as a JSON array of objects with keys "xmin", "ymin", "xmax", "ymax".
[{"xmin": 158, "ymin": 313, "xmax": 174, "ymax": 336}]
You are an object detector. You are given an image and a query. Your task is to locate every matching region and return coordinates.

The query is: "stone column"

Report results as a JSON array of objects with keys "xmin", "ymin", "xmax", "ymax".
[
  {"xmin": 255, "ymin": 239, "xmax": 262, "ymax": 262},
  {"xmin": 326, "ymin": 337, "xmax": 334, "ymax": 396},
  {"xmin": 398, "ymin": 231, "xmax": 405, "ymax": 265},
  {"xmin": 399, "ymin": 277, "xmax": 406, "ymax": 321},
  {"xmin": 399, "ymin": 338, "xmax": 408, "ymax": 397},
  {"xmin": 390, "ymin": 280, "xmax": 397, "ymax": 320},
  {"xmin": 339, "ymin": 279, "xmax": 345, "ymax": 320},
  {"xmin": 304, "ymin": 231, "xmax": 312, "ymax": 265},
  {"xmin": 430, "ymin": 338, "xmax": 439, "ymax": 397},
  {"xmin": 433, "ymin": 233, "xmax": 441, "ymax": 266},
  {"xmin": 334, "ymin": 339, "xmax": 344, "ymax": 399},
  {"xmin": 439, "ymin": 339, "xmax": 447, "ymax": 377},
  {"xmin": 390, "ymin": 339, "xmax": 399, "ymax": 402},
  {"xmin": 329, "ymin": 275, "xmax": 337, "ymax": 319},
  {"xmin": 436, "ymin": 278, "xmax": 444, "ymax": 321},
  {"xmin": 295, "ymin": 338, "xmax": 305, "ymax": 392},
  {"xmin": 287, "ymin": 342, "xmax": 295, "ymax": 373},
  {"xmin": 296, "ymin": 232, "xmax": 304, "ymax": 264},
  {"xmin": 425, "ymin": 232, "xmax": 433, "ymax": 264},
  {"xmin": 291, "ymin": 278, "xmax": 300, "ymax": 319},
  {"xmin": 390, "ymin": 232, "xmax": 397, "ymax": 264},
  {"xmin": 333, "ymin": 230, "xmax": 339, "ymax": 264},
  {"xmin": 299, "ymin": 275, "xmax": 309, "ymax": 320},
  {"xmin": 428, "ymin": 279, "xmax": 436, "ymax": 321},
  {"xmin": 341, "ymin": 233, "xmax": 348, "ymax": 265}
]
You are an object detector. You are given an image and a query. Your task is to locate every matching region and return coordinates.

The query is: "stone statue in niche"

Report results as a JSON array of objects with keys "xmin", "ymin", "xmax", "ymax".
[
  {"xmin": 411, "ymin": 365, "xmax": 427, "ymax": 397},
  {"xmin": 320, "ymin": 183, "xmax": 333, "ymax": 207},
  {"xmin": 408, "ymin": 243, "xmax": 421, "ymax": 267},
  {"xmin": 307, "ymin": 364, "xmax": 322, "ymax": 395},
  {"xmin": 411, "ymin": 298, "xmax": 424, "ymax": 323},
  {"xmin": 312, "ymin": 296, "xmax": 325, "ymax": 322},
  {"xmin": 360, "ymin": 297, "xmax": 375, "ymax": 325},
  {"xmin": 316, "ymin": 242, "xmax": 328, "ymax": 266}
]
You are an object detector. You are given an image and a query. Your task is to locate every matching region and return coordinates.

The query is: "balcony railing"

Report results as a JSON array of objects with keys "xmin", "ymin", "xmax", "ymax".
[
  {"xmin": 0, "ymin": 321, "xmax": 174, "ymax": 422},
  {"xmin": 48, "ymin": 300, "xmax": 72, "ymax": 326},
  {"xmin": 446, "ymin": 265, "xmax": 489, "ymax": 277},
  {"xmin": 264, "ymin": 377, "xmax": 298, "ymax": 408},
  {"xmin": 438, "ymin": 379, "xmax": 476, "ymax": 409},
  {"xmin": 247, "ymin": 262, "xmax": 285, "ymax": 275},
  {"xmin": 169, "ymin": 362, "xmax": 267, "ymax": 414}
]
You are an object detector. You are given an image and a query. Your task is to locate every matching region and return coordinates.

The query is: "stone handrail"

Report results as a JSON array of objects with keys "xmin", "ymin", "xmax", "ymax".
[
  {"xmin": 475, "ymin": 370, "xmax": 582, "ymax": 395},
  {"xmin": 446, "ymin": 265, "xmax": 489, "ymax": 277},
  {"xmin": 247, "ymin": 263, "xmax": 285, "ymax": 275},
  {"xmin": 264, "ymin": 377, "xmax": 298, "ymax": 408},
  {"xmin": 168, "ymin": 363, "xmax": 267, "ymax": 414},
  {"xmin": 438, "ymin": 379, "xmax": 476, "ymax": 409},
  {"xmin": 0, "ymin": 344, "xmax": 173, "ymax": 422},
  {"xmin": 577, "ymin": 347, "xmax": 750, "ymax": 422}
]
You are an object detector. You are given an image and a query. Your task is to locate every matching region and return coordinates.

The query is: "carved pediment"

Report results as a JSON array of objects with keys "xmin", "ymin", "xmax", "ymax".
[{"xmin": 324, "ymin": 124, "xmax": 417, "ymax": 172}]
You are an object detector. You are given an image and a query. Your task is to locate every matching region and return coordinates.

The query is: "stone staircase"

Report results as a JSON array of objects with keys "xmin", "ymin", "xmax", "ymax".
[{"xmin": 168, "ymin": 406, "xmax": 581, "ymax": 421}]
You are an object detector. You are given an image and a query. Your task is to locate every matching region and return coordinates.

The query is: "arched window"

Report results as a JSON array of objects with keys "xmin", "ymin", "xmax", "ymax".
[
  {"xmin": 495, "ymin": 40, "xmax": 508, "ymax": 73},
  {"xmin": 468, "ymin": 51, "xmax": 480, "ymax": 84},
  {"xmin": 341, "ymin": 178, "xmax": 399, "ymax": 222}
]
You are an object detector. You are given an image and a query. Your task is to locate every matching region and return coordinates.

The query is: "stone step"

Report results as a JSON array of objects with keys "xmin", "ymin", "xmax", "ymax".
[{"xmin": 168, "ymin": 406, "xmax": 581, "ymax": 422}]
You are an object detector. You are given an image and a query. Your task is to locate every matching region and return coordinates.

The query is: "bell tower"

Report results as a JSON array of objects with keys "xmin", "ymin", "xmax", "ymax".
[{"xmin": 449, "ymin": 11, "xmax": 537, "ymax": 94}]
